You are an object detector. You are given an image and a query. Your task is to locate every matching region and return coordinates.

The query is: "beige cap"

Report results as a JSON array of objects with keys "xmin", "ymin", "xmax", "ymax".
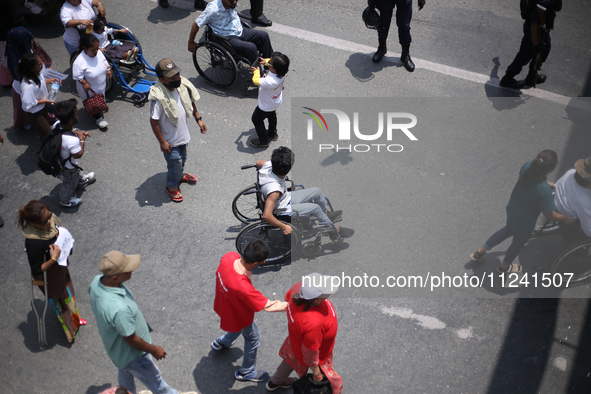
[
  {"xmin": 575, "ymin": 158, "xmax": 591, "ymax": 182},
  {"xmin": 99, "ymin": 251, "xmax": 140, "ymax": 276}
]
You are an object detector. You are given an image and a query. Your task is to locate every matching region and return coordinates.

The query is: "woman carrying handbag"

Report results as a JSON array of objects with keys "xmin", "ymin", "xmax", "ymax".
[{"xmin": 73, "ymin": 34, "xmax": 110, "ymax": 129}]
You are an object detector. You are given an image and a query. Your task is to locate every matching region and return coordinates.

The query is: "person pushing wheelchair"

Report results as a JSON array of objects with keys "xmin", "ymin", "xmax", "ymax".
[{"xmin": 256, "ymin": 146, "xmax": 355, "ymax": 239}]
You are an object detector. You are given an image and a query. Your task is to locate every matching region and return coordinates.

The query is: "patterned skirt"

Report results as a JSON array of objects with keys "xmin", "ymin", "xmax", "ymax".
[
  {"xmin": 279, "ymin": 336, "xmax": 344, "ymax": 394},
  {"xmin": 34, "ymin": 265, "xmax": 82, "ymax": 342}
]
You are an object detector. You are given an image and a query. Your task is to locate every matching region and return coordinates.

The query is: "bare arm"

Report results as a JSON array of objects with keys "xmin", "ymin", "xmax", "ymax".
[
  {"xmin": 150, "ymin": 118, "xmax": 171, "ymax": 153},
  {"xmin": 255, "ymin": 160, "xmax": 268, "ymax": 169},
  {"xmin": 543, "ymin": 211, "xmax": 575, "ymax": 225},
  {"xmin": 70, "ymin": 129, "xmax": 89, "ymax": 159},
  {"xmin": 123, "ymin": 333, "xmax": 167, "ymax": 360},
  {"xmin": 191, "ymin": 102, "xmax": 207, "ymax": 134},
  {"xmin": 92, "ymin": 0, "xmax": 106, "ymax": 17},
  {"xmin": 40, "ymin": 244, "xmax": 61, "ymax": 273},
  {"xmin": 263, "ymin": 192, "xmax": 292, "ymax": 235},
  {"xmin": 188, "ymin": 21, "xmax": 200, "ymax": 52},
  {"xmin": 263, "ymin": 299, "xmax": 288, "ymax": 312}
]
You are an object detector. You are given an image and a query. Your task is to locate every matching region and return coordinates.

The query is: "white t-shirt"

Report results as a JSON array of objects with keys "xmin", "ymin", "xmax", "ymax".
[
  {"xmin": 21, "ymin": 66, "xmax": 49, "ymax": 113},
  {"xmin": 59, "ymin": 128, "xmax": 82, "ymax": 169},
  {"xmin": 258, "ymin": 72, "xmax": 285, "ymax": 112},
  {"xmin": 73, "ymin": 50, "xmax": 109, "ymax": 101},
  {"xmin": 258, "ymin": 161, "xmax": 291, "ymax": 212},
  {"xmin": 555, "ymin": 169, "xmax": 591, "ymax": 237},
  {"xmin": 92, "ymin": 27, "xmax": 113, "ymax": 48},
  {"xmin": 60, "ymin": 0, "xmax": 96, "ymax": 46},
  {"xmin": 150, "ymin": 90, "xmax": 191, "ymax": 148}
]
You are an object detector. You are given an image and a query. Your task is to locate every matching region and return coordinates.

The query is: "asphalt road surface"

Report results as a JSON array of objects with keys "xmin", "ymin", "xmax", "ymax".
[{"xmin": 1, "ymin": 1, "xmax": 591, "ymax": 393}]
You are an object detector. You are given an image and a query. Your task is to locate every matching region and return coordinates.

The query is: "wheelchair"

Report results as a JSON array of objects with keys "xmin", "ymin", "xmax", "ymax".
[
  {"xmin": 551, "ymin": 233, "xmax": 591, "ymax": 286},
  {"xmin": 233, "ymin": 164, "xmax": 346, "ymax": 263},
  {"xmin": 69, "ymin": 22, "xmax": 157, "ymax": 104},
  {"xmin": 192, "ymin": 23, "xmax": 260, "ymax": 96}
]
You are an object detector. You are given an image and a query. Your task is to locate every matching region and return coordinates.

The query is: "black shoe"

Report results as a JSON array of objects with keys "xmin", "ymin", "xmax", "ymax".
[
  {"xmin": 194, "ymin": 0, "xmax": 207, "ymax": 10},
  {"xmin": 525, "ymin": 73, "xmax": 546, "ymax": 87},
  {"xmin": 401, "ymin": 52, "xmax": 415, "ymax": 72},
  {"xmin": 249, "ymin": 138, "xmax": 270, "ymax": 148},
  {"xmin": 372, "ymin": 46, "xmax": 387, "ymax": 63},
  {"xmin": 330, "ymin": 227, "xmax": 354, "ymax": 240},
  {"xmin": 158, "ymin": 0, "xmax": 169, "ymax": 8},
  {"xmin": 0, "ymin": 216, "xmax": 4, "ymax": 228},
  {"xmin": 326, "ymin": 210, "xmax": 342, "ymax": 221},
  {"xmin": 267, "ymin": 133, "xmax": 278, "ymax": 141},
  {"xmin": 252, "ymin": 14, "xmax": 272, "ymax": 26},
  {"xmin": 499, "ymin": 75, "xmax": 524, "ymax": 89}
]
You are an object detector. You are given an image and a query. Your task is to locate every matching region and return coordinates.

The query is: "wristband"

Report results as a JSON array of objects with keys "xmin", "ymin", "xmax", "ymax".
[{"xmin": 195, "ymin": 116, "xmax": 202, "ymax": 121}]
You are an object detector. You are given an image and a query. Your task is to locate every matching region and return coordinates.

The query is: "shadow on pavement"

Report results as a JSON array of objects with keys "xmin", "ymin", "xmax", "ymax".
[
  {"xmin": 135, "ymin": 172, "xmax": 171, "ymax": 207},
  {"xmin": 17, "ymin": 302, "xmax": 74, "ymax": 353}
]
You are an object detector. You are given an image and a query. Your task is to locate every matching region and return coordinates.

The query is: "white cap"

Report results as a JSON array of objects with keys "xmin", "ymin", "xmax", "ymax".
[{"xmin": 298, "ymin": 272, "xmax": 339, "ymax": 300}]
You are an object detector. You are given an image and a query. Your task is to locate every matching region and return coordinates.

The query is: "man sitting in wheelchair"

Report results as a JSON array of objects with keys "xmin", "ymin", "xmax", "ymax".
[
  {"xmin": 256, "ymin": 146, "xmax": 355, "ymax": 239},
  {"xmin": 188, "ymin": 0, "xmax": 273, "ymax": 65},
  {"xmin": 554, "ymin": 157, "xmax": 591, "ymax": 241}
]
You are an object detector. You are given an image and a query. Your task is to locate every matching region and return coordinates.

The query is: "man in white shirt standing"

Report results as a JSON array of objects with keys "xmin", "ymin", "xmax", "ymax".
[
  {"xmin": 554, "ymin": 158, "xmax": 591, "ymax": 240},
  {"xmin": 54, "ymin": 99, "xmax": 96, "ymax": 208},
  {"xmin": 149, "ymin": 59, "xmax": 207, "ymax": 203},
  {"xmin": 248, "ymin": 52, "xmax": 289, "ymax": 148}
]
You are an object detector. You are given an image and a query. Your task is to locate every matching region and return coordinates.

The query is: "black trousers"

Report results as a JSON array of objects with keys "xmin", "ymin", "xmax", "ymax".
[
  {"xmin": 506, "ymin": 20, "xmax": 551, "ymax": 78},
  {"xmin": 251, "ymin": 106, "xmax": 277, "ymax": 144},
  {"xmin": 377, "ymin": 0, "xmax": 412, "ymax": 46},
  {"xmin": 228, "ymin": 28, "xmax": 273, "ymax": 64}
]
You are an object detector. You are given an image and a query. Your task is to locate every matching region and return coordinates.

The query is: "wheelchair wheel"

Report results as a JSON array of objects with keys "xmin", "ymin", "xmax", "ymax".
[
  {"xmin": 193, "ymin": 42, "xmax": 237, "ymax": 87},
  {"xmin": 236, "ymin": 220, "xmax": 300, "ymax": 263},
  {"xmin": 232, "ymin": 184, "xmax": 260, "ymax": 224},
  {"xmin": 532, "ymin": 215, "xmax": 560, "ymax": 237},
  {"xmin": 301, "ymin": 241, "xmax": 322, "ymax": 257},
  {"xmin": 551, "ymin": 240, "xmax": 591, "ymax": 286}
]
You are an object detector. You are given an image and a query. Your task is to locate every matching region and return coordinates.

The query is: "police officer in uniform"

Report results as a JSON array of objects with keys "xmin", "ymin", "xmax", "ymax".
[
  {"xmin": 499, "ymin": 0, "xmax": 562, "ymax": 89},
  {"xmin": 368, "ymin": 0, "xmax": 425, "ymax": 72}
]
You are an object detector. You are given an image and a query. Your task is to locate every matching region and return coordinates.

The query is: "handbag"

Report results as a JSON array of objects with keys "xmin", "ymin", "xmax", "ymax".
[
  {"xmin": 83, "ymin": 89, "xmax": 109, "ymax": 117},
  {"xmin": 293, "ymin": 373, "xmax": 332, "ymax": 394}
]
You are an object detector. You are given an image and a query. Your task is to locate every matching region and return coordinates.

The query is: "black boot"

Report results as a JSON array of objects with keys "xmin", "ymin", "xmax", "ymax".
[
  {"xmin": 400, "ymin": 45, "xmax": 415, "ymax": 72},
  {"xmin": 499, "ymin": 74, "xmax": 524, "ymax": 89},
  {"xmin": 251, "ymin": 0, "xmax": 272, "ymax": 26},
  {"xmin": 525, "ymin": 71, "xmax": 546, "ymax": 87},
  {"xmin": 372, "ymin": 40, "xmax": 387, "ymax": 63},
  {"xmin": 158, "ymin": 0, "xmax": 169, "ymax": 8},
  {"xmin": 194, "ymin": 0, "xmax": 207, "ymax": 10}
]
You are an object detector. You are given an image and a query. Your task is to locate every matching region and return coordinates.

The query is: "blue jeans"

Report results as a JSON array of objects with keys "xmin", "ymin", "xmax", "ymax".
[
  {"xmin": 64, "ymin": 40, "xmax": 78, "ymax": 56},
  {"xmin": 483, "ymin": 222, "xmax": 530, "ymax": 266},
  {"xmin": 291, "ymin": 187, "xmax": 332, "ymax": 227},
  {"xmin": 118, "ymin": 353, "xmax": 177, "ymax": 394},
  {"xmin": 163, "ymin": 144, "xmax": 187, "ymax": 189},
  {"xmin": 216, "ymin": 321, "xmax": 260, "ymax": 375}
]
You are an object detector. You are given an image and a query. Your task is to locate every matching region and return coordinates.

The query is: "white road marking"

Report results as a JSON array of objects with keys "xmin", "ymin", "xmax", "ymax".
[
  {"xmin": 268, "ymin": 23, "xmax": 591, "ymax": 112},
  {"xmin": 380, "ymin": 306, "xmax": 447, "ymax": 330}
]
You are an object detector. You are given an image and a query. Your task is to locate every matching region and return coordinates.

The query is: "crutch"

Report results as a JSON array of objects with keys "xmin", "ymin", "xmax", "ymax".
[{"xmin": 31, "ymin": 271, "xmax": 48, "ymax": 350}]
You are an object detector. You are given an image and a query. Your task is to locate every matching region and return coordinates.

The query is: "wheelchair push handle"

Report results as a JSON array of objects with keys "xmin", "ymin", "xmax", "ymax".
[{"xmin": 241, "ymin": 164, "xmax": 257, "ymax": 170}]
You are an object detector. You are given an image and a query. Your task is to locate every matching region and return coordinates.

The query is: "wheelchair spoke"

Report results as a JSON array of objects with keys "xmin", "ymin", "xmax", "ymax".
[
  {"xmin": 193, "ymin": 42, "xmax": 237, "ymax": 87},
  {"xmin": 552, "ymin": 241, "xmax": 591, "ymax": 286},
  {"xmin": 232, "ymin": 185, "xmax": 261, "ymax": 223},
  {"xmin": 236, "ymin": 221, "xmax": 299, "ymax": 263}
]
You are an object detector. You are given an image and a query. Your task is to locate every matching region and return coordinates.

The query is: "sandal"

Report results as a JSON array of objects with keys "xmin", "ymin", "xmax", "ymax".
[
  {"xmin": 166, "ymin": 187, "xmax": 183, "ymax": 203},
  {"xmin": 497, "ymin": 264, "xmax": 522, "ymax": 274},
  {"xmin": 470, "ymin": 251, "xmax": 486, "ymax": 262},
  {"xmin": 180, "ymin": 173, "xmax": 197, "ymax": 184}
]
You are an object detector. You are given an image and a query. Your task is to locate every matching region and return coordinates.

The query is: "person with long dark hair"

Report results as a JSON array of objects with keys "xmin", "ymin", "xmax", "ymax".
[
  {"xmin": 17, "ymin": 52, "xmax": 59, "ymax": 141},
  {"xmin": 470, "ymin": 150, "xmax": 575, "ymax": 273},
  {"xmin": 16, "ymin": 200, "xmax": 86, "ymax": 343}
]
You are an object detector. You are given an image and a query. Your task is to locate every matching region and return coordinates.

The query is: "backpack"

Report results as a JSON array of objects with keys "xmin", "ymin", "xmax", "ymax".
[
  {"xmin": 520, "ymin": 0, "xmax": 537, "ymax": 19},
  {"xmin": 37, "ymin": 124, "xmax": 75, "ymax": 176}
]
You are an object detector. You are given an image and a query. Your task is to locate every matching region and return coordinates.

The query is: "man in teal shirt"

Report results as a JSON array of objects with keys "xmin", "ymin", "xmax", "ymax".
[{"xmin": 88, "ymin": 251, "xmax": 177, "ymax": 394}]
